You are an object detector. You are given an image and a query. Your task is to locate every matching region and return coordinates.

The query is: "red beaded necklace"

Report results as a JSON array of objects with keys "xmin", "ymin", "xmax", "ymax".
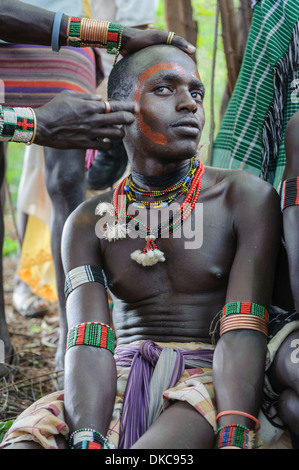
[{"xmin": 110, "ymin": 159, "xmax": 205, "ymax": 266}]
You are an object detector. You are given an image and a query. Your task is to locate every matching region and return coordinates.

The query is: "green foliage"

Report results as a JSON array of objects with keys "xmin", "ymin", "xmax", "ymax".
[
  {"xmin": 3, "ymin": 237, "xmax": 18, "ymax": 257},
  {"xmin": 5, "ymin": 142, "xmax": 25, "ymax": 207},
  {"xmin": 154, "ymin": 1, "xmax": 227, "ymax": 152},
  {"xmin": 0, "ymin": 420, "xmax": 14, "ymax": 443}
]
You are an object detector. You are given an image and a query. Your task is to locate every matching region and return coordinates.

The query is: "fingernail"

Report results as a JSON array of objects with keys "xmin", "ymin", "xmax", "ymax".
[
  {"xmin": 134, "ymin": 103, "xmax": 140, "ymax": 113},
  {"xmin": 187, "ymin": 44, "xmax": 196, "ymax": 53}
]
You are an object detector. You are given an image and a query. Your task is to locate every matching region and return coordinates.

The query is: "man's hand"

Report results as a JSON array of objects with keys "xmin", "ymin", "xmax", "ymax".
[
  {"xmin": 34, "ymin": 90, "xmax": 137, "ymax": 150},
  {"xmin": 120, "ymin": 27, "xmax": 196, "ymax": 56}
]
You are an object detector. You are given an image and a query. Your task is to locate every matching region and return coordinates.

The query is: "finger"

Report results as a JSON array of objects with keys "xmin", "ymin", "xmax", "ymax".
[
  {"xmin": 171, "ymin": 34, "xmax": 196, "ymax": 55},
  {"xmin": 99, "ymin": 100, "xmax": 137, "ymax": 114},
  {"xmin": 95, "ymin": 110, "xmax": 136, "ymax": 126},
  {"xmin": 94, "ymin": 138, "xmax": 113, "ymax": 151},
  {"xmin": 95, "ymin": 126, "xmax": 125, "ymax": 139}
]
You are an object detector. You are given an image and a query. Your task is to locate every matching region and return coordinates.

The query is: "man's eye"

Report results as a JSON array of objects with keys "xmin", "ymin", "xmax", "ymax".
[
  {"xmin": 154, "ymin": 86, "xmax": 172, "ymax": 94},
  {"xmin": 191, "ymin": 90, "xmax": 204, "ymax": 101}
]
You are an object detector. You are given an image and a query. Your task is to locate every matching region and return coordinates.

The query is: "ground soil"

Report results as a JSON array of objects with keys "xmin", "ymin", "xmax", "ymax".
[{"xmin": 0, "ymin": 217, "xmax": 60, "ymax": 423}]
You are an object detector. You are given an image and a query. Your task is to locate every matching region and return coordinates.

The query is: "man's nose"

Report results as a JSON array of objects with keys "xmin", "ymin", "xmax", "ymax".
[{"xmin": 176, "ymin": 90, "xmax": 198, "ymax": 113}]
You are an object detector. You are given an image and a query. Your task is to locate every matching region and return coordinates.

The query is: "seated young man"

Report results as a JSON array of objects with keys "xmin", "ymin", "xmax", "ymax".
[{"xmin": 1, "ymin": 44, "xmax": 294, "ymax": 450}]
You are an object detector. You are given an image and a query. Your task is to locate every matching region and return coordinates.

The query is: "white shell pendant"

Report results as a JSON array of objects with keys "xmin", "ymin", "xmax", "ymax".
[{"xmin": 131, "ymin": 235, "xmax": 165, "ymax": 267}]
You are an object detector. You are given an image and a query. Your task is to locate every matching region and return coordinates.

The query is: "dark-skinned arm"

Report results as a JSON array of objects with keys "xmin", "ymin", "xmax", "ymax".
[
  {"xmin": 212, "ymin": 173, "xmax": 282, "ymax": 447},
  {"xmin": 61, "ymin": 197, "xmax": 116, "ymax": 445},
  {"xmin": 0, "ymin": 0, "xmax": 195, "ymax": 54},
  {"xmin": 281, "ymin": 111, "xmax": 299, "ymax": 314}
]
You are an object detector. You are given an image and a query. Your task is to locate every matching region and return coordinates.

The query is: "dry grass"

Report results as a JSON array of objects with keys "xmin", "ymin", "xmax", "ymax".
[{"xmin": 0, "ymin": 255, "xmax": 62, "ymax": 423}]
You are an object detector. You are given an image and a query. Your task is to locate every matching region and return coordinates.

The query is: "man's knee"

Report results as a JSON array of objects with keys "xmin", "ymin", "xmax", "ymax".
[{"xmin": 277, "ymin": 388, "xmax": 299, "ymax": 434}]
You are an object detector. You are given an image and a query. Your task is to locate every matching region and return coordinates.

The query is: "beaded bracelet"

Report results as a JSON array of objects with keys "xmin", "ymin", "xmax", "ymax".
[
  {"xmin": 69, "ymin": 428, "xmax": 110, "ymax": 449},
  {"xmin": 0, "ymin": 105, "xmax": 35, "ymax": 144},
  {"xmin": 66, "ymin": 321, "xmax": 115, "ymax": 354},
  {"xmin": 281, "ymin": 177, "xmax": 299, "ymax": 211},
  {"xmin": 219, "ymin": 301, "xmax": 268, "ymax": 337},
  {"xmin": 66, "ymin": 16, "xmax": 123, "ymax": 57},
  {"xmin": 214, "ymin": 424, "xmax": 255, "ymax": 449},
  {"xmin": 219, "ymin": 314, "xmax": 268, "ymax": 337},
  {"xmin": 51, "ymin": 11, "xmax": 64, "ymax": 52},
  {"xmin": 64, "ymin": 265, "xmax": 107, "ymax": 301},
  {"xmin": 216, "ymin": 410, "xmax": 261, "ymax": 432}
]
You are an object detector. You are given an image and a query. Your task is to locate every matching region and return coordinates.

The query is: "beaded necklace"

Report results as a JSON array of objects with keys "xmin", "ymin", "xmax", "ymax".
[
  {"xmin": 124, "ymin": 157, "xmax": 198, "ymax": 209},
  {"xmin": 96, "ymin": 159, "xmax": 205, "ymax": 266}
]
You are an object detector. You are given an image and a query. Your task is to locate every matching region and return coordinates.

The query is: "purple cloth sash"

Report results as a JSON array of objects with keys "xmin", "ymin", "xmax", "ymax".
[{"xmin": 114, "ymin": 340, "xmax": 214, "ymax": 449}]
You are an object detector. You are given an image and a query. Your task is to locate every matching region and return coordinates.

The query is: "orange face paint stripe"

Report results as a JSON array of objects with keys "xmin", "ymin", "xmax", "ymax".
[{"xmin": 133, "ymin": 62, "xmax": 186, "ymax": 146}]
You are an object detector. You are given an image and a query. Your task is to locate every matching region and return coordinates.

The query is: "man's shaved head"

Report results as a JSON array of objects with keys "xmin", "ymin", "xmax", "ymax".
[{"xmin": 107, "ymin": 45, "xmax": 197, "ymax": 102}]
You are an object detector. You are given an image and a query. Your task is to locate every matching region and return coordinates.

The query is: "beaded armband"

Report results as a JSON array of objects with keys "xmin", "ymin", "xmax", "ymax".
[
  {"xmin": 64, "ymin": 265, "xmax": 107, "ymax": 301},
  {"xmin": 69, "ymin": 428, "xmax": 110, "ymax": 449},
  {"xmin": 281, "ymin": 177, "xmax": 299, "ymax": 211},
  {"xmin": 66, "ymin": 322, "xmax": 115, "ymax": 354},
  {"xmin": 66, "ymin": 17, "xmax": 123, "ymax": 56},
  {"xmin": 0, "ymin": 105, "xmax": 35, "ymax": 144},
  {"xmin": 219, "ymin": 302, "xmax": 268, "ymax": 337},
  {"xmin": 215, "ymin": 424, "xmax": 255, "ymax": 449}
]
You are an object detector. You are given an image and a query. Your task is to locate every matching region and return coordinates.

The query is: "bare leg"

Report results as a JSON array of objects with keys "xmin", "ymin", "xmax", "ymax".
[
  {"xmin": 0, "ymin": 143, "xmax": 15, "ymax": 376},
  {"xmin": 44, "ymin": 147, "xmax": 86, "ymax": 383},
  {"xmin": 267, "ymin": 330, "xmax": 299, "ymax": 448},
  {"xmin": 131, "ymin": 401, "xmax": 215, "ymax": 449}
]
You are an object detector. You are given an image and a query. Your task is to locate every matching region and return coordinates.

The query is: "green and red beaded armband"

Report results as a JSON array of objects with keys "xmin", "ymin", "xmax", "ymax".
[
  {"xmin": 66, "ymin": 322, "xmax": 115, "ymax": 353},
  {"xmin": 221, "ymin": 301, "xmax": 268, "ymax": 322}
]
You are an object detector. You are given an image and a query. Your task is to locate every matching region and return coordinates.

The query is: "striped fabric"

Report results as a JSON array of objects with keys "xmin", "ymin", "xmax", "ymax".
[
  {"xmin": 212, "ymin": 0, "xmax": 299, "ymax": 189},
  {"xmin": 0, "ymin": 44, "xmax": 99, "ymax": 108}
]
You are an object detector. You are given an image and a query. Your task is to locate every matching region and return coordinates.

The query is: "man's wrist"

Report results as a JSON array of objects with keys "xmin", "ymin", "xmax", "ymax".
[
  {"xmin": 0, "ymin": 105, "xmax": 36, "ymax": 144},
  {"xmin": 69, "ymin": 428, "xmax": 111, "ymax": 449}
]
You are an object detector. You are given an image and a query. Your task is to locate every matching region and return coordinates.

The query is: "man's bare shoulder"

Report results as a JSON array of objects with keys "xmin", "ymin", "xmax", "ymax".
[
  {"xmin": 206, "ymin": 166, "xmax": 280, "ymax": 208},
  {"xmin": 69, "ymin": 190, "xmax": 114, "ymax": 223}
]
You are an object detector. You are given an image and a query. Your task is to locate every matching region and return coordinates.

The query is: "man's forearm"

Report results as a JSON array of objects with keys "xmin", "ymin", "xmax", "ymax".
[
  {"xmin": 0, "ymin": 0, "xmax": 68, "ymax": 45},
  {"xmin": 213, "ymin": 330, "xmax": 267, "ymax": 430},
  {"xmin": 64, "ymin": 346, "xmax": 117, "ymax": 448},
  {"xmin": 283, "ymin": 209, "xmax": 299, "ymax": 313}
]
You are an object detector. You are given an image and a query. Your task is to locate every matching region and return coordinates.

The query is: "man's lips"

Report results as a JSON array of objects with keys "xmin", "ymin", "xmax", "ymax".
[{"xmin": 171, "ymin": 118, "xmax": 201, "ymax": 136}]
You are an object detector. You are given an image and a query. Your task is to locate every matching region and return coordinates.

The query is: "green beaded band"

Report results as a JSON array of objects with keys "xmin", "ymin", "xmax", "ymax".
[
  {"xmin": 67, "ymin": 17, "xmax": 82, "ymax": 47},
  {"xmin": 66, "ymin": 322, "xmax": 115, "ymax": 354},
  {"xmin": 106, "ymin": 22, "xmax": 122, "ymax": 54},
  {"xmin": 215, "ymin": 424, "xmax": 255, "ymax": 449},
  {"xmin": 222, "ymin": 302, "xmax": 268, "ymax": 322}
]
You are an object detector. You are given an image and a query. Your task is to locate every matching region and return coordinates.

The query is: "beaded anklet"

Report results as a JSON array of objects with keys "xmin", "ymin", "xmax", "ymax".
[
  {"xmin": 281, "ymin": 177, "xmax": 299, "ymax": 211},
  {"xmin": 66, "ymin": 322, "xmax": 115, "ymax": 353},
  {"xmin": 69, "ymin": 428, "xmax": 110, "ymax": 449},
  {"xmin": 214, "ymin": 424, "xmax": 255, "ymax": 449},
  {"xmin": 0, "ymin": 105, "xmax": 35, "ymax": 144},
  {"xmin": 64, "ymin": 265, "xmax": 107, "ymax": 301}
]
